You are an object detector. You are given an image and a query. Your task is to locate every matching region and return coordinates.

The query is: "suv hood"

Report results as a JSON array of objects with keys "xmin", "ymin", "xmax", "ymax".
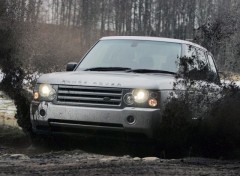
[{"xmin": 38, "ymin": 71, "xmax": 176, "ymax": 90}]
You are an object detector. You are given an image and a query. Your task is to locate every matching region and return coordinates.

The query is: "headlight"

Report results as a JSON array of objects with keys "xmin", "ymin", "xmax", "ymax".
[
  {"xmin": 132, "ymin": 89, "xmax": 149, "ymax": 103},
  {"xmin": 34, "ymin": 84, "xmax": 56, "ymax": 101},
  {"xmin": 123, "ymin": 93, "xmax": 134, "ymax": 105},
  {"xmin": 123, "ymin": 89, "xmax": 159, "ymax": 108}
]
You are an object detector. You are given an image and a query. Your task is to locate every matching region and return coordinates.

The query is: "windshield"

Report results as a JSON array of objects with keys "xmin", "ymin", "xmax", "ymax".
[{"xmin": 77, "ymin": 40, "xmax": 182, "ymax": 73}]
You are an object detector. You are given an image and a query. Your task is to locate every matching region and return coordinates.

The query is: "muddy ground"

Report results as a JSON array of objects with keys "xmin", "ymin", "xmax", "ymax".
[{"xmin": 0, "ymin": 135, "xmax": 240, "ymax": 176}]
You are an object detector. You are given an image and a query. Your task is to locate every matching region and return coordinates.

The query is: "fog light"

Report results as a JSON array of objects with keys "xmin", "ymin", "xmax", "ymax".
[
  {"xmin": 39, "ymin": 109, "xmax": 46, "ymax": 117},
  {"xmin": 33, "ymin": 92, "xmax": 39, "ymax": 100},
  {"xmin": 126, "ymin": 116, "xmax": 135, "ymax": 124},
  {"xmin": 148, "ymin": 98, "xmax": 158, "ymax": 107}
]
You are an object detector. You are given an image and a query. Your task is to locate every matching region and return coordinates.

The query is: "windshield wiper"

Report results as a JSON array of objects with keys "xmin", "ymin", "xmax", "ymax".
[
  {"xmin": 84, "ymin": 67, "xmax": 176, "ymax": 75},
  {"xmin": 128, "ymin": 69, "xmax": 176, "ymax": 75},
  {"xmin": 84, "ymin": 67, "xmax": 131, "ymax": 71}
]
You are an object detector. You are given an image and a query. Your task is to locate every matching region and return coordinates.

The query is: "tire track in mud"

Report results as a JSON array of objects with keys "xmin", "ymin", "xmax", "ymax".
[{"xmin": 0, "ymin": 147, "xmax": 240, "ymax": 176}]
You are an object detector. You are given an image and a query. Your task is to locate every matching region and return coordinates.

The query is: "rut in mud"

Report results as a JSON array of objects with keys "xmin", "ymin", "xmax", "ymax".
[{"xmin": 0, "ymin": 140, "xmax": 240, "ymax": 176}]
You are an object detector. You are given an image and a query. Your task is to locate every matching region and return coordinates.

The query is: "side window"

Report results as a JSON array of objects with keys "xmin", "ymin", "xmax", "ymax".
[
  {"xmin": 185, "ymin": 45, "xmax": 208, "ymax": 71},
  {"xmin": 185, "ymin": 45, "xmax": 209, "ymax": 81},
  {"xmin": 186, "ymin": 45, "xmax": 197, "ymax": 58},
  {"xmin": 195, "ymin": 48, "xmax": 208, "ymax": 70},
  {"xmin": 185, "ymin": 45, "xmax": 198, "ymax": 70},
  {"xmin": 207, "ymin": 54, "xmax": 219, "ymax": 83}
]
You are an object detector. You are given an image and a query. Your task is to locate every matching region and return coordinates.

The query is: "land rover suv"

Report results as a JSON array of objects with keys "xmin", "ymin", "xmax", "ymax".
[{"xmin": 30, "ymin": 36, "xmax": 220, "ymax": 139}]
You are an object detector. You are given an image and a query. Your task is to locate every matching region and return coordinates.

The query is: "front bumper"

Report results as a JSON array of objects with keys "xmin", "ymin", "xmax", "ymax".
[{"xmin": 30, "ymin": 101, "xmax": 162, "ymax": 139}]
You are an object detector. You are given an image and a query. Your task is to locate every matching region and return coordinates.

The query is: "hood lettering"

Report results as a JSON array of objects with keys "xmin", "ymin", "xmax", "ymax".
[{"xmin": 62, "ymin": 80, "xmax": 122, "ymax": 87}]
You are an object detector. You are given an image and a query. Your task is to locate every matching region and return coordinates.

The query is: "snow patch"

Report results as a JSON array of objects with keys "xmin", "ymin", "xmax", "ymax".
[
  {"xmin": 0, "ymin": 91, "xmax": 17, "ymax": 123},
  {"xmin": 221, "ymin": 80, "xmax": 240, "ymax": 87},
  {"xmin": 0, "ymin": 70, "xmax": 4, "ymax": 82}
]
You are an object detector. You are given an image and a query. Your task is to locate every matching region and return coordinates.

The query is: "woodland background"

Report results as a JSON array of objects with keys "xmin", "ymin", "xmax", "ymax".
[
  {"xmin": 1, "ymin": 1, "xmax": 240, "ymax": 158},
  {"xmin": 1, "ymin": 0, "xmax": 240, "ymax": 75}
]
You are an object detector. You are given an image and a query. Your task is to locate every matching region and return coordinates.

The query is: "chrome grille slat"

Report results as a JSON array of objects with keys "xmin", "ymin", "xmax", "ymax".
[
  {"xmin": 58, "ymin": 96, "xmax": 121, "ymax": 102},
  {"xmin": 57, "ymin": 85, "xmax": 123, "ymax": 107},
  {"xmin": 57, "ymin": 102, "xmax": 121, "ymax": 106},
  {"xmin": 59, "ymin": 85, "xmax": 121, "ymax": 92},
  {"xmin": 58, "ymin": 90, "xmax": 122, "ymax": 97}
]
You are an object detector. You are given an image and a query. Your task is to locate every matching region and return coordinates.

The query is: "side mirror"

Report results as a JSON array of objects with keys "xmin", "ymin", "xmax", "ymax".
[{"xmin": 66, "ymin": 62, "xmax": 78, "ymax": 71}]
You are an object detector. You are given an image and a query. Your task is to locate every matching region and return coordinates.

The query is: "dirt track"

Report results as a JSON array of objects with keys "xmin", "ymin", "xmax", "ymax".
[
  {"xmin": 0, "ymin": 144, "xmax": 240, "ymax": 176},
  {"xmin": 0, "ymin": 125, "xmax": 240, "ymax": 176}
]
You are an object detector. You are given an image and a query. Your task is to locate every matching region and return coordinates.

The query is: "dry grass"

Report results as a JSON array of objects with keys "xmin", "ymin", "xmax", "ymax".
[
  {"xmin": 220, "ymin": 72, "xmax": 240, "ymax": 81},
  {"xmin": 0, "ymin": 113, "xmax": 18, "ymax": 127}
]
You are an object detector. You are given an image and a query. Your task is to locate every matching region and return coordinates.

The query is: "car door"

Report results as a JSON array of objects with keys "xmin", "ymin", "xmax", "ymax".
[{"xmin": 184, "ymin": 45, "xmax": 221, "ymax": 119}]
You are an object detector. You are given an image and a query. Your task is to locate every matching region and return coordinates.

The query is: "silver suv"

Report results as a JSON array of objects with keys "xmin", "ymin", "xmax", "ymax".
[{"xmin": 31, "ymin": 36, "xmax": 220, "ymax": 139}]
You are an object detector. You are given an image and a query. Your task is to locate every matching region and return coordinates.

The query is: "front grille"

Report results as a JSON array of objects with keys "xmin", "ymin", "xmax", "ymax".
[{"xmin": 56, "ymin": 85, "xmax": 123, "ymax": 107}]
